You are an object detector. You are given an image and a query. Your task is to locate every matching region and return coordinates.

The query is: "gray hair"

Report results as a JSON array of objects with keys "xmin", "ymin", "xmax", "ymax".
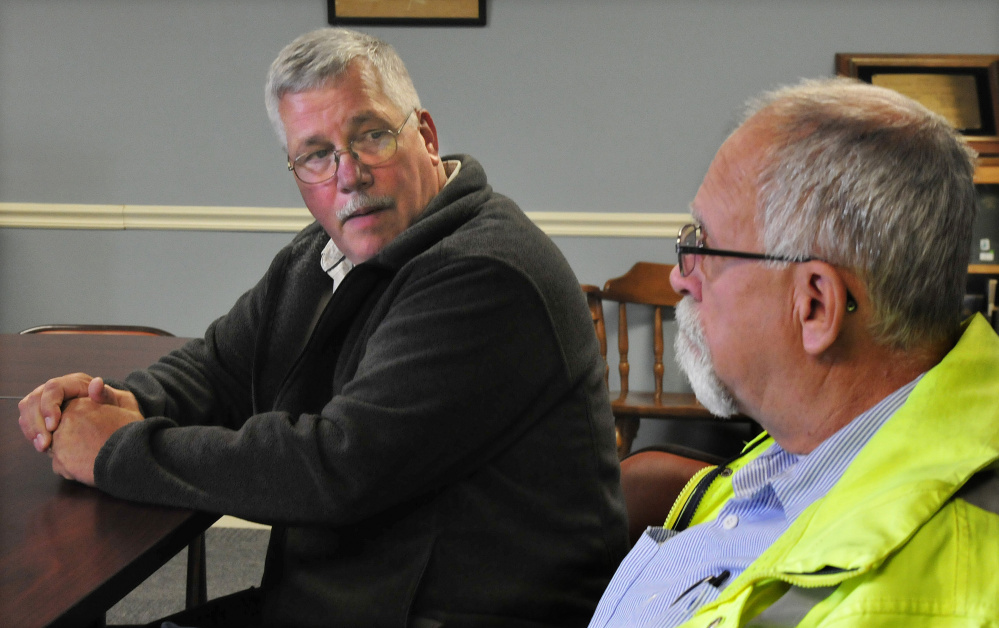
[
  {"xmin": 264, "ymin": 28, "xmax": 421, "ymax": 150},
  {"xmin": 745, "ymin": 77, "xmax": 978, "ymax": 350}
]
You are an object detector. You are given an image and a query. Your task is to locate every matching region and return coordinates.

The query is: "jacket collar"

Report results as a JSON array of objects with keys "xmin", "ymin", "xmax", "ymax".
[
  {"xmin": 363, "ymin": 154, "xmax": 491, "ymax": 272},
  {"xmin": 712, "ymin": 314, "xmax": 999, "ymax": 597}
]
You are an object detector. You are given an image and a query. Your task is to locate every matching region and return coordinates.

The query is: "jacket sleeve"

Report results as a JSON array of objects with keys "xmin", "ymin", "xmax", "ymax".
[
  {"xmin": 94, "ymin": 255, "xmax": 574, "ymax": 525},
  {"xmin": 106, "ymin": 241, "xmax": 293, "ymax": 431}
]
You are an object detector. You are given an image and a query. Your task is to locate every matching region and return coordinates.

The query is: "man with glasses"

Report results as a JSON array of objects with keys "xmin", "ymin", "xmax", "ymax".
[
  {"xmin": 590, "ymin": 78, "xmax": 999, "ymax": 627},
  {"xmin": 19, "ymin": 28, "xmax": 628, "ymax": 627}
]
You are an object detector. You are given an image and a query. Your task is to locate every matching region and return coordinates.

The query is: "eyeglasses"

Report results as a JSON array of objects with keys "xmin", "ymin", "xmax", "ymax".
[
  {"xmin": 675, "ymin": 222, "xmax": 812, "ymax": 277},
  {"xmin": 287, "ymin": 110, "xmax": 417, "ymax": 184}
]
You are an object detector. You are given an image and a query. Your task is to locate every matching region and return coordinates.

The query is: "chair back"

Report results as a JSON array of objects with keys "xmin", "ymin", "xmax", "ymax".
[
  {"xmin": 581, "ymin": 284, "xmax": 607, "ymax": 373},
  {"xmin": 586, "ymin": 263, "xmax": 761, "ymax": 460},
  {"xmin": 589, "ymin": 263, "xmax": 706, "ymax": 457},
  {"xmin": 20, "ymin": 324, "xmax": 173, "ymax": 336},
  {"xmin": 600, "ymin": 262, "xmax": 682, "ymax": 402},
  {"xmin": 619, "ymin": 445, "xmax": 718, "ymax": 545}
]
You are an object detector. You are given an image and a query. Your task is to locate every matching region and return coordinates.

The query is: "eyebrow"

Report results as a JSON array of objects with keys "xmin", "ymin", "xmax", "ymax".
[
  {"xmin": 296, "ymin": 136, "xmax": 333, "ymax": 151},
  {"xmin": 686, "ymin": 205, "xmax": 718, "ymax": 247},
  {"xmin": 291, "ymin": 111, "xmax": 393, "ymax": 153}
]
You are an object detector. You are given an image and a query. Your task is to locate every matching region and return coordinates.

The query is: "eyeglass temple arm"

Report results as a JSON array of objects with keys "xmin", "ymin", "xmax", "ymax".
[{"xmin": 676, "ymin": 246, "xmax": 811, "ymax": 264}]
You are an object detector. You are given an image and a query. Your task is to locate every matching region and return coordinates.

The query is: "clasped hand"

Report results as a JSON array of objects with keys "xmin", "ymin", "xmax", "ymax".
[{"xmin": 18, "ymin": 373, "xmax": 143, "ymax": 485}]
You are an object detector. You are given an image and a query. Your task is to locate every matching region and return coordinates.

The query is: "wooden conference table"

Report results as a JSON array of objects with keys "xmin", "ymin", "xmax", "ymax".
[{"xmin": 0, "ymin": 333, "xmax": 217, "ymax": 627}]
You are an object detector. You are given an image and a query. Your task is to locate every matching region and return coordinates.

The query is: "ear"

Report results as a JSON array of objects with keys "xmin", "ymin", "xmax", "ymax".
[
  {"xmin": 416, "ymin": 109, "xmax": 442, "ymax": 165},
  {"xmin": 794, "ymin": 262, "xmax": 849, "ymax": 356}
]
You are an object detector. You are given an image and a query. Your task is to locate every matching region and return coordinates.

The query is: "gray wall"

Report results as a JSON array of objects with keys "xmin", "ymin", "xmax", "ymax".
[{"xmin": 2, "ymin": 1, "xmax": 997, "ymax": 445}]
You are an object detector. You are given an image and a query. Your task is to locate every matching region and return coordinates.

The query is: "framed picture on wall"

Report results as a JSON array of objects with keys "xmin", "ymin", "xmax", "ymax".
[
  {"xmin": 835, "ymin": 53, "xmax": 999, "ymax": 156},
  {"xmin": 328, "ymin": 0, "xmax": 486, "ymax": 27}
]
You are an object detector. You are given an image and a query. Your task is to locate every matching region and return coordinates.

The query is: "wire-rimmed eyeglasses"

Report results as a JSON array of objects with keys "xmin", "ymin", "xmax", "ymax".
[
  {"xmin": 675, "ymin": 222, "xmax": 812, "ymax": 277},
  {"xmin": 287, "ymin": 109, "xmax": 417, "ymax": 184}
]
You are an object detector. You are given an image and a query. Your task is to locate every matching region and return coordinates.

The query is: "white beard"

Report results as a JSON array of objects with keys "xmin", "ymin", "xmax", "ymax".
[{"xmin": 674, "ymin": 297, "xmax": 739, "ymax": 417}]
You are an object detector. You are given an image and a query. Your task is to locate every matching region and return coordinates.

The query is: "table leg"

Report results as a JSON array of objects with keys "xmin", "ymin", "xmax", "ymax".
[{"xmin": 185, "ymin": 533, "xmax": 207, "ymax": 609}]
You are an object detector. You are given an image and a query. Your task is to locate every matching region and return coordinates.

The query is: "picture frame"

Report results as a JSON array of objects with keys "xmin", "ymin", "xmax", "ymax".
[
  {"xmin": 835, "ymin": 53, "xmax": 999, "ymax": 156},
  {"xmin": 328, "ymin": 0, "xmax": 486, "ymax": 27}
]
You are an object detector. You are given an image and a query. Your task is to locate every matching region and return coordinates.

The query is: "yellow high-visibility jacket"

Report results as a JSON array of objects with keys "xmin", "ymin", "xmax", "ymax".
[{"xmin": 666, "ymin": 314, "xmax": 999, "ymax": 627}]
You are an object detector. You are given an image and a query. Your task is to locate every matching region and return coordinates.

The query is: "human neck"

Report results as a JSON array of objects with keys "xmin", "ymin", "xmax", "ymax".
[{"xmin": 758, "ymin": 340, "xmax": 948, "ymax": 454}]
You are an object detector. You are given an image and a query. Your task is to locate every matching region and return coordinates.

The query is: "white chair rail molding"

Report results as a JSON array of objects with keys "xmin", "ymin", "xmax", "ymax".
[{"xmin": 0, "ymin": 202, "xmax": 688, "ymax": 238}]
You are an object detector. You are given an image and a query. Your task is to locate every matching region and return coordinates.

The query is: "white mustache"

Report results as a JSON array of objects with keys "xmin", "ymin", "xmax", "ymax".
[{"xmin": 336, "ymin": 194, "xmax": 395, "ymax": 222}]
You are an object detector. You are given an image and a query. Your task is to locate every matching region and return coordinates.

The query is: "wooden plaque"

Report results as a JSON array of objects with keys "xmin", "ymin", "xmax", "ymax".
[{"xmin": 836, "ymin": 53, "xmax": 999, "ymax": 156}]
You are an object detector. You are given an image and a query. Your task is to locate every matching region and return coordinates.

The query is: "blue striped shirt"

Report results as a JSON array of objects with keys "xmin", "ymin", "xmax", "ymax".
[{"xmin": 589, "ymin": 376, "xmax": 921, "ymax": 628}]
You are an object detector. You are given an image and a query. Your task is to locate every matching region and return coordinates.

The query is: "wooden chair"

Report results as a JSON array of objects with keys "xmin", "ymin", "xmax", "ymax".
[
  {"xmin": 619, "ymin": 445, "xmax": 722, "ymax": 545},
  {"xmin": 589, "ymin": 262, "xmax": 759, "ymax": 458},
  {"xmin": 583, "ymin": 283, "xmax": 632, "ymax": 453},
  {"xmin": 20, "ymin": 323, "xmax": 174, "ymax": 336},
  {"xmin": 20, "ymin": 323, "xmax": 208, "ymax": 610}
]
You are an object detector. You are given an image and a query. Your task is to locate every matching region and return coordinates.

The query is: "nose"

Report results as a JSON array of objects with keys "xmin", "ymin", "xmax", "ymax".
[
  {"xmin": 670, "ymin": 262, "xmax": 701, "ymax": 301},
  {"xmin": 336, "ymin": 151, "xmax": 372, "ymax": 193}
]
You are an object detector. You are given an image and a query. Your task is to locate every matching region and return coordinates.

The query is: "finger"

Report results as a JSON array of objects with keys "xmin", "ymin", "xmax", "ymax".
[
  {"xmin": 18, "ymin": 387, "xmax": 53, "ymax": 451},
  {"xmin": 110, "ymin": 386, "xmax": 142, "ymax": 413},
  {"xmin": 34, "ymin": 430, "xmax": 52, "ymax": 453},
  {"xmin": 17, "ymin": 416, "xmax": 51, "ymax": 452},
  {"xmin": 19, "ymin": 374, "xmax": 94, "ymax": 452},
  {"xmin": 37, "ymin": 373, "xmax": 93, "ymax": 432},
  {"xmin": 88, "ymin": 377, "xmax": 116, "ymax": 405}
]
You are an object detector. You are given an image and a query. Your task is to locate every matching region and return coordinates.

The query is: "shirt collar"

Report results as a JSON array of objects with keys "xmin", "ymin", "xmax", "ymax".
[
  {"xmin": 731, "ymin": 374, "xmax": 923, "ymax": 520},
  {"xmin": 319, "ymin": 241, "xmax": 354, "ymax": 284}
]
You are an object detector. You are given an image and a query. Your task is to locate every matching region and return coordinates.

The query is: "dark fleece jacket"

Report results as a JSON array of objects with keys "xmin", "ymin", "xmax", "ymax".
[{"xmin": 96, "ymin": 155, "xmax": 628, "ymax": 627}]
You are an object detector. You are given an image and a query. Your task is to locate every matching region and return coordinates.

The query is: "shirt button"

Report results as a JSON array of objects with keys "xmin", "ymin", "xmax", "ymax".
[{"xmin": 721, "ymin": 514, "xmax": 739, "ymax": 530}]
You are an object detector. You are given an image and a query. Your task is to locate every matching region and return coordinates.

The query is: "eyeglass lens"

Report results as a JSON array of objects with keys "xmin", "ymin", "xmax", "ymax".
[
  {"xmin": 677, "ymin": 224, "xmax": 700, "ymax": 277},
  {"xmin": 294, "ymin": 136, "xmax": 396, "ymax": 183},
  {"xmin": 291, "ymin": 111, "xmax": 414, "ymax": 184}
]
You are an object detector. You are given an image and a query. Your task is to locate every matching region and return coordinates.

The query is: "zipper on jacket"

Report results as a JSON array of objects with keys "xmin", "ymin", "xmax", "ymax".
[
  {"xmin": 664, "ymin": 465, "xmax": 715, "ymax": 530},
  {"xmin": 671, "ymin": 436, "xmax": 768, "ymax": 532},
  {"xmin": 672, "ymin": 465, "xmax": 728, "ymax": 531}
]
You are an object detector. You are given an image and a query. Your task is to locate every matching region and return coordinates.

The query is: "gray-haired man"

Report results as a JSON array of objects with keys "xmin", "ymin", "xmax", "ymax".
[{"xmin": 20, "ymin": 28, "xmax": 628, "ymax": 627}]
